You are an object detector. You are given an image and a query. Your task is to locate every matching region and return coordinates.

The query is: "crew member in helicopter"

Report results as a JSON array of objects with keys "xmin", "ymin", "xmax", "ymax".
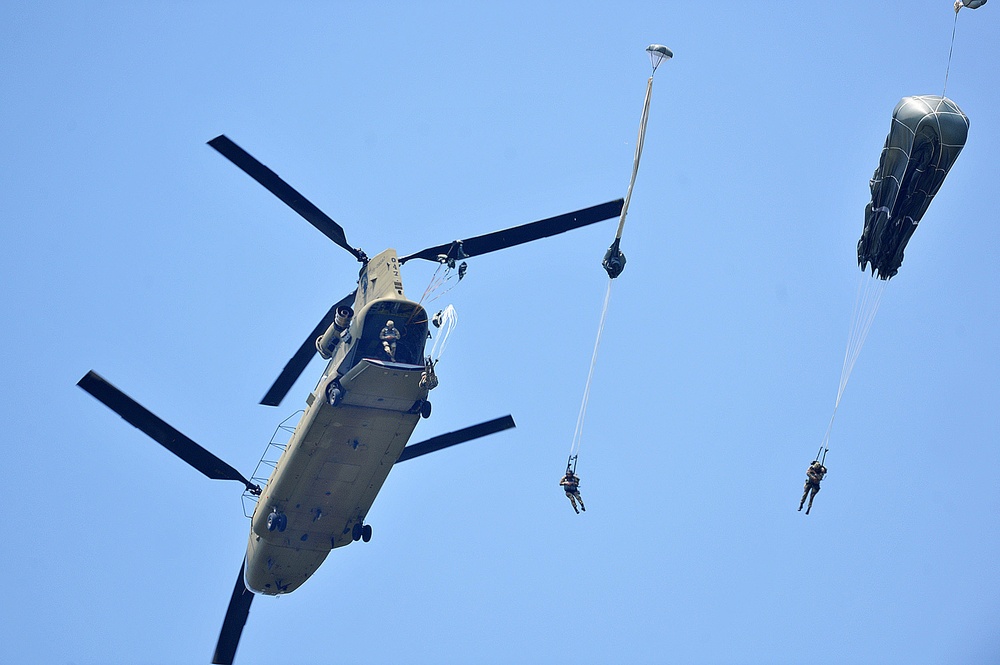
[
  {"xmin": 798, "ymin": 460, "xmax": 827, "ymax": 515},
  {"xmin": 380, "ymin": 320, "xmax": 400, "ymax": 362},
  {"xmin": 560, "ymin": 468, "xmax": 586, "ymax": 514}
]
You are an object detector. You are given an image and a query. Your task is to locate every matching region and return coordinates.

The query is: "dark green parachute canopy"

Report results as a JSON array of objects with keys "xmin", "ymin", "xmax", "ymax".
[{"xmin": 857, "ymin": 95, "xmax": 969, "ymax": 280}]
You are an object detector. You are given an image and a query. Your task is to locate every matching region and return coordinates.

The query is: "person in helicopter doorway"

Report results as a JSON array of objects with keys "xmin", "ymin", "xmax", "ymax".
[
  {"xmin": 560, "ymin": 468, "xmax": 586, "ymax": 514},
  {"xmin": 380, "ymin": 320, "xmax": 400, "ymax": 362},
  {"xmin": 798, "ymin": 460, "xmax": 827, "ymax": 515}
]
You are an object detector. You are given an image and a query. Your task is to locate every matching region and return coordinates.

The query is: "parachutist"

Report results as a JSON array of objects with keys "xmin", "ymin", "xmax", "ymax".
[
  {"xmin": 560, "ymin": 468, "xmax": 586, "ymax": 514},
  {"xmin": 419, "ymin": 357, "xmax": 439, "ymax": 390},
  {"xmin": 457, "ymin": 261, "xmax": 468, "ymax": 280},
  {"xmin": 798, "ymin": 460, "xmax": 827, "ymax": 515}
]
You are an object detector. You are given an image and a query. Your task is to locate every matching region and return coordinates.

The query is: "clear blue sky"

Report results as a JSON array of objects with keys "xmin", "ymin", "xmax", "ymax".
[{"xmin": 3, "ymin": 2, "xmax": 998, "ymax": 664}]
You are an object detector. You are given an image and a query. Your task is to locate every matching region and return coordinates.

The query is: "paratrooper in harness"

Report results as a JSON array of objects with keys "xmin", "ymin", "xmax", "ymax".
[
  {"xmin": 419, "ymin": 356, "xmax": 439, "ymax": 390},
  {"xmin": 560, "ymin": 468, "xmax": 586, "ymax": 514},
  {"xmin": 798, "ymin": 460, "xmax": 827, "ymax": 515}
]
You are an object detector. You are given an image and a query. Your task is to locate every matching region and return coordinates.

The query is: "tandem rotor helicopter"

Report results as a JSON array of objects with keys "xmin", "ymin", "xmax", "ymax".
[{"xmin": 78, "ymin": 134, "xmax": 623, "ymax": 664}]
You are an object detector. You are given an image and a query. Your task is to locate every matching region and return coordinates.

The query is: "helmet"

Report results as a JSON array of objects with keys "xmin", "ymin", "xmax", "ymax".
[{"xmin": 386, "ymin": 320, "xmax": 394, "ymax": 327}]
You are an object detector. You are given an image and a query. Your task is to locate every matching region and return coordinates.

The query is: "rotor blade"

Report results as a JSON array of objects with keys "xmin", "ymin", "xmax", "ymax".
[
  {"xmin": 212, "ymin": 560, "xmax": 255, "ymax": 665},
  {"xmin": 260, "ymin": 292, "xmax": 355, "ymax": 407},
  {"xmin": 77, "ymin": 371, "xmax": 254, "ymax": 489},
  {"xmin": 207, "ymin": 135, "xmax": 365, "ymax": 262},
  {"xmin": 398, "ymin": 199, "xmax": 624, "ymax": 264},
  {"xmin": 395, "ymin": 415, "xmax": 516, "ymax": 464}
]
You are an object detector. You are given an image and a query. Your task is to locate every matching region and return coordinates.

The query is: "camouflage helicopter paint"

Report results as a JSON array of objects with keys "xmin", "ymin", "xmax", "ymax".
[{"xmin": 78, "ymin": 135, "xmax": 623, "ymax": 664}]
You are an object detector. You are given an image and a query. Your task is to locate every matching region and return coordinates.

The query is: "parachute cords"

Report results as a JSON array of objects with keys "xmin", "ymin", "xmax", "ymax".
[
  {"xmin": 567, "ymin": 279, "xmax": 614, "ymax": 477},
  {"xmin": 418, "ymin": 262, "xmax": 464, "ymax": 309},
  {"xmin": 943, "ymin": 10, "xmax": 959, "ymax": 97},
  {"xmin": 820, "ymin": 272, "xmax": 887, "ymax": 453},
  {"xmin": 839, "ymin": 273, "xmax": 887, "ymax": 405},
  {"xmin": 416, "ymin": 263, "xmax": 445, "ymax": 305}
]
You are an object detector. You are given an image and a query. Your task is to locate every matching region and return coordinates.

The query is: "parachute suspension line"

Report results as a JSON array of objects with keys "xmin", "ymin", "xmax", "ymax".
[
  {"xmin": 841, "ymin": 275, "xmax": 887, "ymax": 405},
  {"xmin": 943, "ymin": 10, "xmax": 959, "ymax": 97},
  {"xmin": 568, "ymin": 279, "xmax": 614, "ymax": 464},
  {"xmin": 821, "ymin": 272, "xmax": 889, "ymax": 450},
  {"xmin": 839, "ymin": 273, "xmax": 887, "ymax": 407}
]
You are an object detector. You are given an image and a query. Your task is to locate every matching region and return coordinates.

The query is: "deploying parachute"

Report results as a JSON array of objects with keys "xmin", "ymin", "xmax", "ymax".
[
  {"xmin": 563, "ymin": 45, "xmax": 670, "ymax": 505},
  {"xmin": 806, "ymin": 3, "xmax": 984, "ymax": 513},
  {"xmin": 857, "ymin": 95, "xmax": 969, "ymax": 280}
]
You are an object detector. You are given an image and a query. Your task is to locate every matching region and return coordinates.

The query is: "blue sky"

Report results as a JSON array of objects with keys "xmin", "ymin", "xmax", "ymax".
[{"xmin": 3, "ymin": 2, "xmax": 998, "ymax": 664}]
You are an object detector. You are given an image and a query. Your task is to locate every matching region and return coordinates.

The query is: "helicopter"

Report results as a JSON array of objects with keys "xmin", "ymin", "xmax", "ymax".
[{"xmin": 77, "ymin": 134, "xmax": 624, "ymax": 664}]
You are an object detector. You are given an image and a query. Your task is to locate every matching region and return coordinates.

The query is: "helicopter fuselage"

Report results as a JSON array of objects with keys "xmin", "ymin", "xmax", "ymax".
[{"xmin": 245, "ymin": 248, "xmax": 431, "ymax": 595}]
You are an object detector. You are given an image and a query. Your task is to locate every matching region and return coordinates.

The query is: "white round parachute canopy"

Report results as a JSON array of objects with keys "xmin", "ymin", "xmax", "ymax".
[{"xmin": 646, "ymin": 44, "xmax": 673, "ymax": 73}]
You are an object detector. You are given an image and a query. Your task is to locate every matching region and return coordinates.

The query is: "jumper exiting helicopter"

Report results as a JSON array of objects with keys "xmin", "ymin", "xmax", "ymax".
[{"xmin": 78, "ymin": 134, "xmax": 624, "ymax": 665}]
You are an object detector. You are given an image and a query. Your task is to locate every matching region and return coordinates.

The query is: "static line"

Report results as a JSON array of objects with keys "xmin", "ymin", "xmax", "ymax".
[
  {"xmin": 943, "ymin": 11, "xmax": 959, "ymax": 97},
  {"xmin": 614, "ymin": 76, "xmax": 655, "ymax": 241}
]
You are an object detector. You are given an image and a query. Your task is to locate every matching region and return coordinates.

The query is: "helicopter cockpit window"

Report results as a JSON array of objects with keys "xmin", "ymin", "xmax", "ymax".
[{"xmin": 351, "ymin": 301, "xmax": 429, "ymax": 368}]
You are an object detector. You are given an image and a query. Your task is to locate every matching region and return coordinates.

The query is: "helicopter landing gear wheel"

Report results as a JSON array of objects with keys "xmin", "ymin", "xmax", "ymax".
[
  {"xmin": 420, "ymin": 401, "xmax": 432, "ymax": 419},
  {"xmin": 326, "ymin": 382, "xmax": 344, "ymax": 407},
  {"xmin": 352, "ymin": 522, "xmax": 372, "ymax": 542},
  {"xmin": 267, "ymin": 510, "xmax": 287, "ymax": 533}
]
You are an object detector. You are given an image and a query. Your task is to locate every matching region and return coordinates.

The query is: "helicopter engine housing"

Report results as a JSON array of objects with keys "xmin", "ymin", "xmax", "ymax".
[{"xmin": 316, "ymin": 306, "xmax": 354, "ymax": 359}]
